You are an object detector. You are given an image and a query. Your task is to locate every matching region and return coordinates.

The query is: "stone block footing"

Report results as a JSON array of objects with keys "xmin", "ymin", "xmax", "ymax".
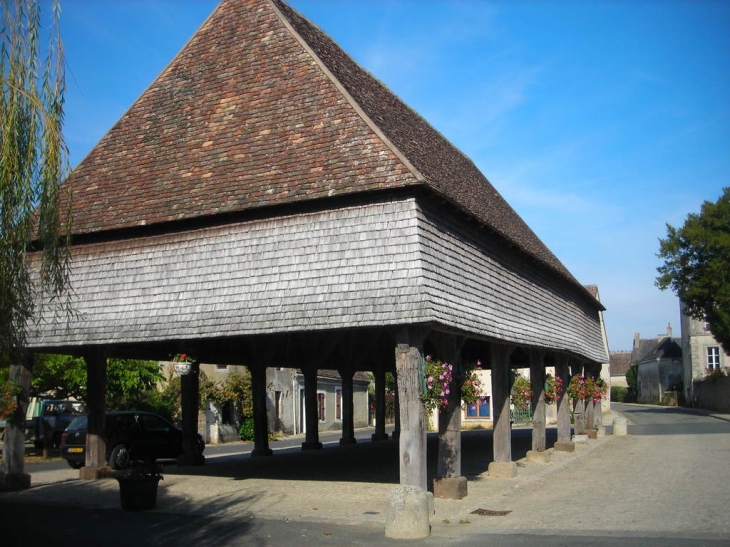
[
  {"xmin": 371, "ymin": 432, "xmax": 389, "ymax": 442},
  {"xmin": 301, "ymin": 441, "xmax": 323, "ymax": 451},
  {"xmin": 433, "ymin": 476, "xmax": 468, "ymax": 499},
  {"xmin": 487, "ymin": 461, "xmax": 518, "ymax": 478},
  {"xmin": 79, "ymin": 466, "xmax": 113, "ymax": 481},
  {"xmin": 526, "ymin": 449, "xmax": 552, "ymax": 464},
  {"xmin": 554, "ymin": 441, "xmax": 575, "ymax": 453},
  {"xmin": 586, "ymin": 429, "xmax": 598, "ymax": 439},
  {"xmin": 612, "ymin": 417, "xmax": 628, "ymax": 436},
  {"xmin": 250, "ymin": 448, "xmax": 274, "ymax": 458},
  {"xmin": 385, "ymin": 485, "xmax": 431, "ymax": 539},
  {"xmin": 339, "ymin": 437, "xmax": 357, "ymax": 446},
  {"xmin": 596, "ymin": 426, "xmax": 606, "ymax": 438},
  {"xmin": 0, "ymin": 472, "xmax": 31, "ymax": 491},
  {"xmin": 572, "ymin": 434, "xmax": 589, "ymax": 444}
]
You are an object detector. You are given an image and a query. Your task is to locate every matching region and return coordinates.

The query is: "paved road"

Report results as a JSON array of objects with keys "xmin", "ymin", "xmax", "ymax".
[{"xmin": 2, "ymin": 404, "xmax": 729, "ymax": 546}]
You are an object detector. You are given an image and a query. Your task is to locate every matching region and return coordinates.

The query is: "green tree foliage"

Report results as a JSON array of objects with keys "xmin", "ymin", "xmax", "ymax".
[
  {"xmin": 1, "ymin": 0, "xmax": 72, "ymax": 368},
  {"xmin": 30, "ymin": 354, "xmax": 164, "ymax": 411},
  {"xmin": 656, "ymin": 188, "xmax": 730, "ymax": 353},
  {"xmin": 31, "ymin": 353, "xmax": 85, "ymax": 399},
  {"xmin": 198, "ymin": 369, "xmax": 253, "ymax": 417}
]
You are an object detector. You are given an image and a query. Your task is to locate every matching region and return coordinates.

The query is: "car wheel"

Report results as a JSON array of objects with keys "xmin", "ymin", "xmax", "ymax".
[
  {"xmin": 67, "ymin": 460, "xmax": 84, "ymax": 470},
  {"xmin": 109, "ymin": 444, "xmax": 131, "ymax": 470}
]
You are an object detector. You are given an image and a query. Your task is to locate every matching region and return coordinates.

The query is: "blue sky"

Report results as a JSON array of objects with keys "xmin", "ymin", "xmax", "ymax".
[{"xmin": 53, "ymin": 0, "xmax": 729, "ymax": 353}]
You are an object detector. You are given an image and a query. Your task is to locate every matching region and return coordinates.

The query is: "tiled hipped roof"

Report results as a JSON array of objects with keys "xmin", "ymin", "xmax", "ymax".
[{"xmin": 62, "ymin": 0, "xmax": 583, "ymax": 291}]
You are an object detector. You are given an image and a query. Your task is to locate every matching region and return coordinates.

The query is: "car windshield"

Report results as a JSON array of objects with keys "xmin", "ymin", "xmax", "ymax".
[
  {"xmin": 67, "ymin": 415, "xmax": 88, "ymax": 430},
  {"xmin": 45, "ymin": 401, "xmax": 86, "ymax": 416}
]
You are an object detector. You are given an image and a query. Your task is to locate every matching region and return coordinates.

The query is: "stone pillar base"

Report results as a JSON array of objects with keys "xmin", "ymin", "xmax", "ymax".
[
  {"xmin": 301, "ymin": 441, "xmax": 323, "ymax": 451},
  {"xmin": 572, "ymin": 434, "xmax": 589, "ymax": 444},
  {"xmin": 487, "ymin": 461, "xmax": 518, "ymax": 478},
  {"xmin": 371, "ymin": 432, "xmax": 389, "ymax": 442},
  {"xmin": 612, "ymin": 417, "xmax": 628, "ymax": 436},
  {"xmin": 251, "ymin": 448, "xmax": 273, "ymax": 458},
  {"xmin": 586, "ymin": 429, "xmax": 598, "ymax": 439},
  {"xmin": 554, "ymin": 441, "xmax": 575, "ymax": 452},
  {"xmin": 79, "ymin": 466, "xmax": 112, "ymax": 480},
  {"xmin": 526, "ymin": 450, "xmax": 552, "ymax": 464},
  {"xmin": 596, "ymin": 426, "xmax": 606, "ymax": 438},
  {"xmin": 0, "ymin": 472, "xmax": 31, "ymax": 492},
  {"xmin": 433, "ymin": 476, "xmax": 467, "ymax": 499},
  {"xmin": 339, "ymin": 437, "xmax": 357, "ymax": 446},
  {"xmin": 385, "ymin": 485, "xmax": 431, "ymax": 539}
]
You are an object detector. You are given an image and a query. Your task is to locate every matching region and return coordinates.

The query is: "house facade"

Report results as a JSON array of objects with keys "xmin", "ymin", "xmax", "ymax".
[
  {"xmin": 632, "ymin": 326, "xmax": 683, "ymax": 404},
  {"xmin": 680, "ymin": 304, "xmax": 730, "ymax": 406}
]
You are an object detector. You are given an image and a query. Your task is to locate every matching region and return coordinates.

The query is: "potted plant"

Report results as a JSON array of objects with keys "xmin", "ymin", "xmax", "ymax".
[{"xmin": 112, "ymin": 461, "xmax": 164, "ymax": 511}]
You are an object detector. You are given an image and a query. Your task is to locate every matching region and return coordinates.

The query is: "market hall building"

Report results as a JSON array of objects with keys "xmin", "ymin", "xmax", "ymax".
[{"xmin": 24, "ymin": 0, "xmax": 607, "ymax": 533}]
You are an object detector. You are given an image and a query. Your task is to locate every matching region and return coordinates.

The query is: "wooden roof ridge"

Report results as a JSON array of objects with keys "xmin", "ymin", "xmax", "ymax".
[{"xmin": 62, "ymin": 0, "xmax": 590, "ymax": 297}]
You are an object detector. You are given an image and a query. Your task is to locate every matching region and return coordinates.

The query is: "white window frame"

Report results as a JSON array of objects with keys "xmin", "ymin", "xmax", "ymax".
[{"xmin": 706, "ymin": 347, "xmax": 721, "ymax": 371}]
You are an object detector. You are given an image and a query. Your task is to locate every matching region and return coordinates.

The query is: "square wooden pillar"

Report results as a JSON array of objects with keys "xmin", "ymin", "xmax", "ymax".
[
  {"xmin": 489, "ymin": 343, "xmax": 517, "ymax": 478},
  {"xmin": 394, "ymin": 327, "xmax": 427, "ymax": 491},
  {"xmin": 80, "ymin": 350, "xmax": 109, "ymax": 479},
  {"xmin": 529, "ymin": 350, "xmax": 547, "ymax": 452},
  {"xmin": 553, "ymin": 354, "xmax": 574, "ymax": 452}
]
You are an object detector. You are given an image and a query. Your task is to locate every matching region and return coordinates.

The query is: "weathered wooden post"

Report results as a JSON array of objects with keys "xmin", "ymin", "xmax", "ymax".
[
  {"xmin": 0, "ymin": 358, "xmax": 33, "ymax": 491},
  {"xmin": 488, "ymin": 343, "xmax": 517, "ymax": 478},
  {"xmin": 386, "ymin": 327, "xmax": 430, "ymax": 540},
  {"xmin": 302, "ymin": 367, "xmax": 323, "ymax": 450},
  {"xmin": 372, "ymin": 363, "xmax": 389, "ymax": 441},
  {"xmin": 527, "ymin": 350, "xmax": 551, "ymax": 464},
  {"xmin": 80, "ymin": 349, "xmax": 109, "ymax": 479},
  {"xmin": 179, "ymin": 361, "xmax": 205, "ymax": 465},
  {"xmin": 432, "ymin": 334, "xmax": 467, "ymax": 499},
  {"xmin": 571, "ymin": 361, "xmax": 586, "ymax": 437},
  {"xmin": 393, "ymin": 327, "xmax": 427, "ymax": 490},
  {"xmin": 250, "ymin": 364, "xmax": 273, "ymax": 457},
  {"xmin": 339, "ymin": 365, "xmax": 356, "ymax": 445},
  {"xmin": 554, "ymin": 354, "xmax": 574, "ymax": 452},
  {"xmin": 585, "ymin": 364, "xmax": 596, "ymax": 436}
]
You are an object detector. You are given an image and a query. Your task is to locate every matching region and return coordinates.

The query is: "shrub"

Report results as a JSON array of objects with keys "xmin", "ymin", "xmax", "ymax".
[
  {"xmin": 238, "ymin": 417, "xmax": 255, "ymax": 442},
  {"xmin": 704, "ymin": 369, "xmax": 727, "ymax": 383},
  {"xmin": 611, "ymin": 386, "xmax": 627, "ymax": 402}
]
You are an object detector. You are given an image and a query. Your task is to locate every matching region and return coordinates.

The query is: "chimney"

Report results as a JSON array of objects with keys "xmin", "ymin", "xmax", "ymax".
[
  {"xmin": 667, "ymin": 322, "xmax": 672, "ymax": 338},
  {"xmin": 633, "ymin": 332, "xmax": 641, "ymax": 348}
]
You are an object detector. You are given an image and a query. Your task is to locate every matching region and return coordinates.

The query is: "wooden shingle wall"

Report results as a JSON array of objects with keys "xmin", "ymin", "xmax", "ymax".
[
  {"xmin": 417, "ymin": 201, "xmax": 607, "ymax": 363},
  {"xmin": 28, "ymin": 198, "xmax": 429, "ymax": 348}
]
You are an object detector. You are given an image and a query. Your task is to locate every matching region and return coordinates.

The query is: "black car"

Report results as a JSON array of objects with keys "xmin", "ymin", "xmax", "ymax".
[{"xmin": 60, "ymin": 411, "xmax": 204, "ymax": 470}]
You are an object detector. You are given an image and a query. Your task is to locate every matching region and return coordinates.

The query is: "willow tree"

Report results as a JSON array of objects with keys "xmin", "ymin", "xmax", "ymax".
[{"xmin": 1, "ymin": 0, "xmax": 71, "ymax": 490}]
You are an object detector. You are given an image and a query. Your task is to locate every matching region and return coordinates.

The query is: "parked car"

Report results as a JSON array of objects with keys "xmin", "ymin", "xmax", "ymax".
[
  {"xmin": 60, "ymin": 411, "xmax": 204, "ymax": 470},
  {"xmin": 28, "ymin": 399, "xmax": 86, "ymax": 448}
]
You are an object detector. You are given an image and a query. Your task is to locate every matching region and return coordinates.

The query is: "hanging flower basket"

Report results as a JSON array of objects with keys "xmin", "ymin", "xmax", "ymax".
[
  {"xmin": 171, "ymin": 353, "xmax": 194, "ymax": 375},
  {"xmin": 420, "ymin": 357, "xmax": 487, "ymax": 411},
  {"xmin": 173, "ymin": 363, "xmax": 192, "ymax": 376}
]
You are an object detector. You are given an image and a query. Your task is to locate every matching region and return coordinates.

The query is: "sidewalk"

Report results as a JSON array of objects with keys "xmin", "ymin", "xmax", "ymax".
[{"xmin": 0, "ymin": 411, "xmax": 626, "ymax": 538}]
